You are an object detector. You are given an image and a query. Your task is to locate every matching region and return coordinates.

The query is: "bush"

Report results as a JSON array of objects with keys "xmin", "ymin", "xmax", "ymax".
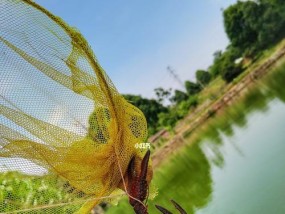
[
  {"xmin": 170, "ymin": 90, "xmax": 189, "ymax": 104},
  {"xmin": 157, "ymin": 96, "xmax": 198, "ymax": 129},
  {"xmin": 158, "ymin": 111, "xmax": 180, "ymax": 130},
  {"xmin": 221, "ymin": 64, "xmax": 244, "ymax": 83},
  {"xmin": 195, "ymin": 70, "xmax": 211, "ymax": 86},
  {"xmin": 185, "ymin": 81, "xmax": 201, "ymax": 95},
  {"xmin": 177, "ymin": 96, "xmax": 198, "ymax": 117}
]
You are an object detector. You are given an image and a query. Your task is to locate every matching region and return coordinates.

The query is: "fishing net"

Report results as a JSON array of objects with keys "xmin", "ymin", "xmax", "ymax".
[{"xmin": 0, "ymin": 0, "xmax": 152, "ymax": 213}]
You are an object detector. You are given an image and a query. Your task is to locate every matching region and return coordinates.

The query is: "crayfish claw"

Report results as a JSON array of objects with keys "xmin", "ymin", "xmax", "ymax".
[
  {"xmin": 155, "ymin": 200, "xmax": 187, "ymax": 214},
  {"xmin": 128, "ymin": 150, "xmax": 151, "ymax": 214},
  {"xmin": 170, "ymin": 199, "xmax": 187, "ymax": 214},
  {"xmin": 155, "ymin": 204, "xmax": 173, "ymax": 214},
  {"xmin": 140, "ymin": 150, "xmax": 150, "ymax": 180}
]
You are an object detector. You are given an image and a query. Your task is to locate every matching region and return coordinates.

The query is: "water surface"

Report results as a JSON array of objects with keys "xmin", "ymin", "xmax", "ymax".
[{"xmin": 106, "ymin": 65, "xmax": 285, "ymax": 214}]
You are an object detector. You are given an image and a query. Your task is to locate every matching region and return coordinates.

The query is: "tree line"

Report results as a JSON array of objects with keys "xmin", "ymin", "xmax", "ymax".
[
  {"xmin": 124, "ymin": 69, "xmax": 211, "ymax": 135},
  {"xmin": 212, "ymin": 0, "xmax": 285, "ymax": 82},
  {"xmin": 125, "ymin": 0, "xmax": 285, "ymax": 136}
]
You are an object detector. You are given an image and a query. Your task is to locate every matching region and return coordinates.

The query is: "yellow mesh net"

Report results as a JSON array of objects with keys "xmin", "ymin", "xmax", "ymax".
[{"xmin": 0, "ymin": 0, "xmax": 152, "ymax": 213}]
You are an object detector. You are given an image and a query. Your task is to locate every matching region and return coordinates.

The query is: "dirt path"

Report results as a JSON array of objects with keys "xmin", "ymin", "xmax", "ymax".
[{"xmin": 151, "ymin": 44, "xmax": 285, "ymax": 169}]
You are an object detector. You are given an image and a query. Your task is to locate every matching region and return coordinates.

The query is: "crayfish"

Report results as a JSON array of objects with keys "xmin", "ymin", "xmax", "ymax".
[{"xmin": 125, "ymin": 150, "xmax": 187, "ymax": 214}]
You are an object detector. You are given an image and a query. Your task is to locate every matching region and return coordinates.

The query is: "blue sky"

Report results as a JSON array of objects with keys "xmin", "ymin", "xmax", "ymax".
[{"xmin": 35, "ymin": 0, "xmax": 237, "ymax": 98}]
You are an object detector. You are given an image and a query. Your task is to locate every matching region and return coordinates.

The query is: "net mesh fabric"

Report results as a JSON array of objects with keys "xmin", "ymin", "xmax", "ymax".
[{"xmin": 0, "ymin": 0, "xmax": 151, "ymax": 213}]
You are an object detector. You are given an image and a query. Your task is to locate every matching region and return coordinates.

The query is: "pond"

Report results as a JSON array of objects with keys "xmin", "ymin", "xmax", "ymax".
[{"xmin": 107, "ymin": 64, "xmax": 285, "ymax": 214}]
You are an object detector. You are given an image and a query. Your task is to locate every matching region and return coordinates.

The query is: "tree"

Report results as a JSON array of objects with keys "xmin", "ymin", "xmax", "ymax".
[
  {"xmin": 223, "ymin": 1, "xmax": 261, "ymax": 54},
  {"xmin": 157, "ymin": 110, "xmax": 180, "ymax": 130},
  {"xmin": 223, "ymin": 0, "xmax": 285, "ymax": 55},
  {"xmin": 257, "ymin": 2, "xmax": 285, "ymax": 49},
  {"xmin": 195, "ymin": 70, "xmax": 211, "ymax": 86},
  {"xmin": 209, "ymin": 51, "xmax": 223, "ymax": 77},
  {"xmin": 213, "ymin": 50, "xmax": 222, "ymax": 61},
  {"xmin": 170, "ymin": 90, "xmax": 188, "ymax": 104},
  {"xmin": 221, "ymin": 63, "xmax": 243, "ymax": 83},
  {"xmin": 209, "ymin": 46, "xmax": 242, "ymax": 78},
  {"xmin": 185, "ymin": 81, "xmax": 201, "ymax": 95},
  {"xmin": 154, "ymin": 87, "xmax": 172, "ymax": 104}
]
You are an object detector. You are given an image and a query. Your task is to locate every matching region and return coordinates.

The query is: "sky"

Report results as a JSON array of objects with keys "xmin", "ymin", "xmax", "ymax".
[{"xmin": 34, "ymin": 0, "xmax": 237, "ymax": 98}]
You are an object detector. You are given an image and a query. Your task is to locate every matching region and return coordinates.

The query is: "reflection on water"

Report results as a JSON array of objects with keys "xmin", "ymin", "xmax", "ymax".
[
  {"xmin": 148, "ymin": 144, "xmax": 212, "ymax": 213},
  {"xmin": 149, "ymin": 64, "xmax": 285, "ymax": 214},
  {"xmin": 106, "ymin": 64, "xmax": 285, "ymax": 214}
]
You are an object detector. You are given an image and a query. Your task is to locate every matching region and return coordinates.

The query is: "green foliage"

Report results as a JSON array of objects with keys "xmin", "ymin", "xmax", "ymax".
[
  {"xmin": 223, "ymin": 0, "xmax": 285, "ymax": 56},
  {"xmin": 257, "ymin": 2, "xmax": 285, "ymax": 49},
  {"xmin": 154, "ymin": 87, "xmax": 172, "ymax": 104},
  {"xmin": 209, "ymin": 46, "xmax": 244, "ymax": 81},
  {"xmin": 221, "ymin": 63, "xmax": 243, "ymax": 83},
  {"xmin": 158, "ymin": 96, "xmax": 198, "ymax": 130},
  {"xmin": 213, "ymin": 50, "xmax": 222, "ymax": 61},
  {"xmin": 0, "ymin": 171, "xmax": 80, "ymax": 213},
  {"xmin": 157, "ymin": 111, "xmax": 180, "ymax": 130},
  {"xmin": 176, "ymin": 96, "xmax": 198, "ymax": 118},
  {"xmin": 185, "ymin": 81, "xmax": 201, "ymax": 96},
  {"xmin": 170, "ymin": 90, "xmax": 189, "ymax": 104},
  {"xmin": 223, "ymin": 1, "xmax": 261, "ymax": 54},
  {"xmin": 195, "ymin": 70, "xmax": 211, "ymax": 86},
  {"xmin": 209, "ymin": 53, "xmax": 223, "ymax": 77},
  {"xmin": 123, "ymin": 94, "xmax": 168, "ymax": 135}
]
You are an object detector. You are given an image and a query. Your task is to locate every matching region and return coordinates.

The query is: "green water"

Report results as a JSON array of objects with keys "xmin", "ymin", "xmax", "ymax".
[
  {"xmin": 107, "ymin": 65, "xmax": 285, "ymax": 214},
  {"xmin": 196, "ymin": 101, "xmax": 285, "ymax": 214}
]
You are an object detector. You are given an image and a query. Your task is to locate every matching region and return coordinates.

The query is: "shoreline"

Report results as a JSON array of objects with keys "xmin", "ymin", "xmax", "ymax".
[{"xmin": 151, "ymin": 42, "xmax": 285, "ymax": 169}]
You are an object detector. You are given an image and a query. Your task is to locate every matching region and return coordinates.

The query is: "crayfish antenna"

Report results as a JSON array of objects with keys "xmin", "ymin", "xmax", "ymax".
[{"xmin": 155, "ymin": 205, "xmax": 173, "ymax": 214}]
